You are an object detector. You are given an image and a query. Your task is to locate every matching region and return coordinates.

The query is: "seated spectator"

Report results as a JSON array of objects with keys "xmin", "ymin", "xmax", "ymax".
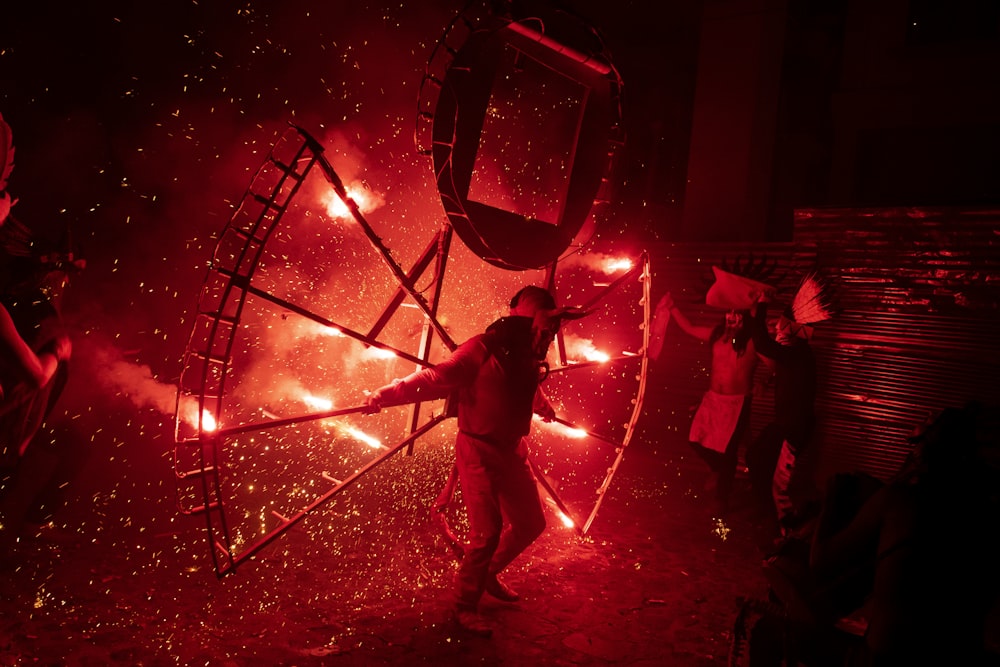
[{"xmin": 758, "ymin": 402, "xmax": 1000, "ymax": 666}]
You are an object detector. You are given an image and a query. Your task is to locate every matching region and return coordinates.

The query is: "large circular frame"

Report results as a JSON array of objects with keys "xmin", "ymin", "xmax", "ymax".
[{"xmin": 174, "ymin": 3, "xmax": 645, "ymax": 578}]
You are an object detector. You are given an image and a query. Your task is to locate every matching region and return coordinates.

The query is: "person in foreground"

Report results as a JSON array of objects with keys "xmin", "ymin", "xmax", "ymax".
[
  {"xmin": 0, "ymin": 111, "xmax": 75, "ymax": 557},
  {"xmin": 365, "ymin": 285, "xmax": 586, "ymax": 637},
  {"xmin": 752, "ymin": 402, "xmax": 1000, "ymax": 666}
]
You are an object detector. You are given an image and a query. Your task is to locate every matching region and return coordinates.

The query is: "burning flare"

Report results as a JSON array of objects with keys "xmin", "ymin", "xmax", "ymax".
[
  {"xmin": 601, "ymin": 257, "xmax": 632, "ymax": 274},
  {"xmin": 562, "ymin": 333, "xmax": 610, "ymax": 364},
  {"xmin": 322, "ymin": 182, "xmax": 384, "ymax": 220}
]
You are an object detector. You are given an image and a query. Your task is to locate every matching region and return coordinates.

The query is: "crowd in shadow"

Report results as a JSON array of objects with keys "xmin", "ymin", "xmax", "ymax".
[
  {"xmin": 650, "ymin": 264, "xmax": 1000, "ymax": 666},
  {"xmin": 733, "ymin": 400, "xmax": 1000, "ymax": 666}
]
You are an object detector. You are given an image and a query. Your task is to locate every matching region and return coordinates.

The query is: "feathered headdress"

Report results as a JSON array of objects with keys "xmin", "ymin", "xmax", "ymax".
[
  {"xmin": 786, "ymin": 273, "xmax": 834, "ymax": 325},
  {"xmin": 778, "ymin": 273, "xmax": 834, "ymax": 342},
  {"xmin": 0, "ymin": 112, "xmax": 15, "ymax": 223}
]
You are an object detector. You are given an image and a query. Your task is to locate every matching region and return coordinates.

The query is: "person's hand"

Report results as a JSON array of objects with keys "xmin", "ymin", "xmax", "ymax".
[
  {"xmin": 363, "ymin": 388, "xmax": 385, "ymax": 414},
  {"xmin": 53, "ymin": 334, "xmax": 72, "ymax": 362},
  {"xmin": 536, "ymin": 402, "xmax": 556, "ymax": 422},
  {"xmin": 656, "ymin": 292, "xmax": 675, "ymax": 313}
]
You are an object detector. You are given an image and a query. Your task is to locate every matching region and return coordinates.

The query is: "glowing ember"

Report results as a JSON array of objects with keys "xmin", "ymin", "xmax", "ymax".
[
  {"xmin": 601, "ymin": 257, "xmax": 633, "ymax": 273},
  {"xmin": 712, "ymin": 517, "xmax": 731, "ymax": 541},
  {"xmin": 201, "ymin": 410, "xmax": 218, "ymax": 432},
  {"xmin": 362, "ymin": 346, "xmax": 397, "ymax": 360},
  {"xmin": 322, "ymin": 183, "xmax": 380, "ymax": 219},
  {"xmin": 179, "ymin": 397, "xmax": 217, "ymax": 433},
  {"xmin": 562, "ymin": 333, "xmax": 610, "ymax": 363},
  {"xmin": 302, "ymin": 393, "xmax": 334, "ymax": 411},
  {"xmin": 343, "ymin": 426, "xmax": 383, "ymax": 449}
]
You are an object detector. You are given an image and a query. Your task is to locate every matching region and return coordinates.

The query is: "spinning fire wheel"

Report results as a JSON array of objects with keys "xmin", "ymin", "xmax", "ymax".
[{"xmin": 173, "ymin": 2, "xmax": 649, "ymax": 577}]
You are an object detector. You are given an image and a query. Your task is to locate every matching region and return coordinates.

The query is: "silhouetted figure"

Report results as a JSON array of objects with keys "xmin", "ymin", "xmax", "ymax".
[
  {"xmin": 0, "ymin": 112, "xmax": 79, "ymax": 559},
  {"xmin": 365, "ymin": 285, "xmax": 586, "ymax": 637},
  {"xmin": 809, "ymin": 403, "xmax": 1000, "ymax": 665},
  {"xmin": 747, "ymin": 274, "xmax": 832, "ymax": 531},
  {"xmin": 752, "ymin": 402, "xmax": 1000, "ymax": 666}
]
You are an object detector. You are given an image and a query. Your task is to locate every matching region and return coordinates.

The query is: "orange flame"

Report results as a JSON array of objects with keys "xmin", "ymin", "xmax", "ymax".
[
  {"xmin": 563, "ymin": 334, "xmax": 610, "ymax": 364},
  {"xmin": 363, "ymin": 346, "xmax": 397, "ymax": 360},
  {"xmin": 179, "ymin": 397, "xmax": 218, "ymax": 433},
  {"xmin": 201, "ymin": 410, "xmax": 218, "ymax": 432},
  {"xmin": 534, "ymin": 416, "xmax": 588, "ymax": 439},
  {"xmin": 322, "ymin": 183, "xmax": 381, "ymax": 220},
  {"xmin": 302, "ymin": 393, "xmax": 333, "ymax": 411},
  {"xmin": 312, "ymin": 323, "xmax": 344, "ymax": 337},
  {"xmin": 343, "ymin": 426, "xmax": 383, "ymax": 449},
  {"xmin": 542, "ymin": 496, "xmax": 576, "ymax": 528},
  {"xmin": 601, "ymin": 257, "xmax": 633, "ymax": 274}
]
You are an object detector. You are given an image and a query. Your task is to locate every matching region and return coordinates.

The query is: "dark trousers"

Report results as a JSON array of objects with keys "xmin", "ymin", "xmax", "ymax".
[
  {"xmin": 746, "ymin": 416, "xmax": 815, "ymax": 520},
  {"xmin": 453, "ymin": 433, "xmax": 545, "ymax": 611}
]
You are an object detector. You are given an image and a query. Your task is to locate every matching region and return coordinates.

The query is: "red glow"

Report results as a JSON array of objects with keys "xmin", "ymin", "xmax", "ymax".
[
  {"xmin": 201, "ymin": 410, "xmax": 218, "ymax": 432},
  {"xmin": 179, "ymin": 397, "xmax": 217, "ymax": 432},
  {"xmin": 302, "ymin": 393, "xmax": 333, "ymax": 411},
  {"xmin": 601, "ymin": 257, "xmax": 633, "ymax": 274},
  {"xmin": 322, "ymin": 183, "xmax": 381, "ymax": 220},
  {"xmin": 563, "ymin": 333, "xmax": 610, "ymax": 363},
  {"xmin": 343, "ymin": 426, "xmax": 383, "ymax": 449},
  {"xmin": 535, "ymin": 416, "xmax": 588, "ymax": 439}
]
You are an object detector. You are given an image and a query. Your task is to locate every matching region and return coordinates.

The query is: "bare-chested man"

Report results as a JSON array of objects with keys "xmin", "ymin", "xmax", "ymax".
[{"xmin": 654, "ymin": 292, "xmax": 761, "ymax": 512}]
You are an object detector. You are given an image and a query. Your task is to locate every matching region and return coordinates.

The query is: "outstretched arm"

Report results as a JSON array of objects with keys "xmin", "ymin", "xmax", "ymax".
[
  {"xmin": 365, "ymin": 336, "xmax": 487, "ymax": 412},
  {"xmin": 656, "ymin": 293, "xmax": 713, "ymax": 342},
  {"xmin": 0, "ymin": 304, "xmax": 69, "ymax": 390}
]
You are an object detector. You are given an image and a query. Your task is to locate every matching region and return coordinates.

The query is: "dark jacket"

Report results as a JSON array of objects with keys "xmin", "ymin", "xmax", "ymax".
[{"xmin": 375, "ymin": 316, "xmax": 546, "ymax": 447}]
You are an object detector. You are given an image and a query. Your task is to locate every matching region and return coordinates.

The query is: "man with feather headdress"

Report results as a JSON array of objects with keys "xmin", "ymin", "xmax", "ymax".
[{"xmin": 748, "ymin": 273, "xmax": 833, "ymax": 533}]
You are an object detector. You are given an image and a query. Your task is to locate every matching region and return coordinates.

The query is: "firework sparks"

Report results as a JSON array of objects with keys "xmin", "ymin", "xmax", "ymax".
[
  {"xmin": 535, "ymin": 416, "xmax": 588, "ymax": 439},
  {"xmin": 321, "ymin": 182, "xmax": 384, "ymax": 220},
  {"xmin": 302, "ymin": 393, "xmax": 334, "ymax": 411},
  {"xmin": 562, "ymin": 333, "xmax": 611, "ymax": 364},
  {"xmin": 342, "ymin": 425, "xmax": 384, "ymax": 449}
]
